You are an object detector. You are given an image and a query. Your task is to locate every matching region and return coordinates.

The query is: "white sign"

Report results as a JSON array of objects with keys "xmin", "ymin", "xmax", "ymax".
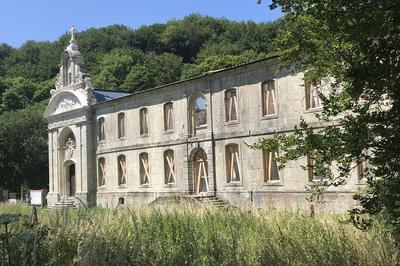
[{"xmin": 30, "ymin": 190, "xmax": 43, "ymax": 206}]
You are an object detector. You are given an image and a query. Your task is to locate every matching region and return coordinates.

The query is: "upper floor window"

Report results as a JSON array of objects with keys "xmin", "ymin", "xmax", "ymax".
[
  {"xmin": 262, "ymin": 81, "xmax": 277, "ymax": 116},
  {"xmin": 164, "ymin": 149, "xmax": 176, "ymax": 184},
  {"xmin": 98, "ymin": 158, "xmax": 106, "ymax": 186},
  {"xmin": 140, "ymin": 108, "xmax": 149, "ymax": 135},
  {"xmin": 118, "ymin": 155, "xmax": 127, "ymax": 186},
  {"xmin": 225, "ymin": 89, "xmax": 238, "ymax": 122},
  {"xmin": 305, "ymin": 82, "xmax": 322, "ymax": 110},
  {"xmin": 118, "ymin": 113, "xmax": 126, "ymax": 139},
  {"xmin": 226, "ymin": 144, "xmax": 241, "ymax": 183},
  {"xmin": 263, "ymin": 151, "xmax": 280, "ymax": 182},
  {"xmin": 139, "ymin": 152, "xmax": 150, "ymax": 185},
  {"xmin": 164, "ymin": 102, "xmax": 174, "ymax": 131},
  {"xmin": 189, "ymin": 94, "xmax": 207, "ymax": 135},
  {"xmin": 98, "ymin": 117, "xmax": 105, "ymax": 141}
]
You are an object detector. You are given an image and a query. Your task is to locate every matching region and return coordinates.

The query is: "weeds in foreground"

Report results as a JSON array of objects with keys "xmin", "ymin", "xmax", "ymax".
[{"xmin": 0, "ymin": 203, "xmax": 398, "ymax": 265}]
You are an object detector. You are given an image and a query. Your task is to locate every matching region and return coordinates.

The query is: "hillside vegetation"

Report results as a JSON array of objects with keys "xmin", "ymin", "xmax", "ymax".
[{"xmin": 0, "ymin": 14, "xmax": 282, "ymax": 191}]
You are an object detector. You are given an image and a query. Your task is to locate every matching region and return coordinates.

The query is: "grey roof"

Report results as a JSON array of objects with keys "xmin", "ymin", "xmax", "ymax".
[{"xmin": 94, "ymin": 90, "xmax": 131, "ymax": 103}]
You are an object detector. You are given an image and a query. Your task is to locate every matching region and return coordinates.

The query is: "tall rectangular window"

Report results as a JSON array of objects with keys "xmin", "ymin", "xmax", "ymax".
[
  {"xmin": 356, "ymin": 160, "xmax": 365, "ymax": 181},
  {"xmin": 164, "ymin": 150, "xmax": 176, "ymax": 184},
  {"xmin": 139, "ymin": 152, "xmax": 150, "ymax": 185},
  {"xmin": 98, "ymin": 158, "xmax": 106, "ymax": 186},
  {"xmin": 118, "ymin": 113, "xmax": 125, "ymax": 139},
  {"xmin": 262, "ymin": 81, "xmax": 277, "ymax": 116},
  {"xmin": 164, "ymin": 103, "xmax": 173, "ymax": 131},
  {"xmin": 226, "ymin": 144, "xmax": 241, "ymax": 182},
  {"xmin": 305, "ymin": 82, "xmax": 321, "ymax": 110},
  {"xmin": 225, "ymin": 89, "xmax": 238, "ymax": 122},
  {"xmin": 118, "ymin": 155, "xmax": 127, "ymax": 185},
  {"xmin": 263, "ymin": 151, "xmax": 280, "ymax": 182},
  {"xmin": 98, "ymin": 117, "xmax": 105, "ymax": 141},
  {"xmin": 140, "ymin": 108, "xmax": 149, "ymax": 135},
  {"xmin": 307, "ymin": 156, "xmax": 323, "ymax": 181}
]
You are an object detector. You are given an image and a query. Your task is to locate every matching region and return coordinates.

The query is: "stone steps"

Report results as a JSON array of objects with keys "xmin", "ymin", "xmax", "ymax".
[
  {"xmin": 48, "ymin": 198, "xmax": 77, "ymax": 209},
  {"xmin": 192, "ymin": 195, "xmax": 230, "ymax": 209}
]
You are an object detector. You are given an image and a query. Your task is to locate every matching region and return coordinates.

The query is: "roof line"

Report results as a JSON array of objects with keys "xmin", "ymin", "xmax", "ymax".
[
  {"xmin": 94, "ymin": 88, "xmax": 132, "ymax": 94},
  {"xmin": 94, "ymin": 54, "xmax": 279, "ymax": 106}
]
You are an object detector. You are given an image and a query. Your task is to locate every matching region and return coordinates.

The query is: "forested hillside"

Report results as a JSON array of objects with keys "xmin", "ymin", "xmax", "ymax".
[{"xmin": 0, "ymin": 14, "xmax": 282, "ymax": 191}]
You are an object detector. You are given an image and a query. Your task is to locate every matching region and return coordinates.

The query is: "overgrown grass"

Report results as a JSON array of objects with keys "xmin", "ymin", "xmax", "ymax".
[{"xmin": 0, "ymin": 203, "xmax": 398, "ymax": 265}]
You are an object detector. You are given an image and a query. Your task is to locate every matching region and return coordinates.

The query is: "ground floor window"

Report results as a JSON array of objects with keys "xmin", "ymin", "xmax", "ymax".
[
  {"xmin": 139, "ymin": 152, "xmax": 150, "ymax": 185},
  {"xmin": 226, "ymin": 144, "xmax": 241, "ymax": 183}
]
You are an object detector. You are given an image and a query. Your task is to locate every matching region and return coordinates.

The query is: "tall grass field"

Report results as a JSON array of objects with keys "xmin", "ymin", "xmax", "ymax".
[{"xmin": 0, "ymin": 203, "xmax": 398, "ymax": 265}]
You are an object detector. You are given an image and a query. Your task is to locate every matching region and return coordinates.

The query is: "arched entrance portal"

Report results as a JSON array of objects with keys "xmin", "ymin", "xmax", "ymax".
[
  {"xmin": 193, "ymin": 149, "xmax": 209, "ymax": 194},
  {"xmin": 64, "ymin": 162, "xmax": 76, "ymax": 197}
]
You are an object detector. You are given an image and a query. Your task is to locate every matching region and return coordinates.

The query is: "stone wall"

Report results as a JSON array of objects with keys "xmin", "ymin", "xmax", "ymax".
[{"xmin": 89, "ymin": 57, "xmax": 365, "ymax": 211}]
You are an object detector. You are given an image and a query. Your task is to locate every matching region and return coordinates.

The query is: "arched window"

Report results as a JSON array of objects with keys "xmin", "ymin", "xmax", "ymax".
[
  {"xmin": 118, "ymin": 155, "xmax": 127, "ymax": 185},
  {"xmin": 225, "ymin": 144, "xmax": 241, "ymax": 182},
  {"xmin": 189, "ymin": 94, "xmax": 207, "ymax": 135},
  {"xmin": 305, "ymin": 81, "xmax": 321, "ymax": 109},
  {"xmin": 139, "ymin": 152, "xmax": 150, "ymax": 185},
  {"xmin": 164, "ymin": 102, "xmax": 174, "ymax": 131},
  {"xmin": 140, "ymin": 108, "xmax": 149, "ymax": 135},
  {"xmin": 98, "ymin": 117, "xmax": 105, "ymax": 141},
  {"xmin": 118, "ymin": 113, "xmax": 126, "ymax": 139},
  {"xmin": 225, "ymin": 89, "xmax": 238, "ymax": 122},
  {"xmin": 263, "ymin": 151, "xmax": 280, "ymax": 182},
  {"xmin": 98, "ymin": 158, "xmax": 106, "ymax": 186},
  {"xmin": 164, "ymin": 149, "xmax": 176, "ymax": 184},
  {"xmin": 262, "ymin": 81, "xmax": 277, "ymax": 116}
]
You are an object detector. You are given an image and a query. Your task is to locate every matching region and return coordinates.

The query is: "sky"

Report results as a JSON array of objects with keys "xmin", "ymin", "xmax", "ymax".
[{"xmin": 0, "ymin": 0, "xmax": 282, "ymax": 48}]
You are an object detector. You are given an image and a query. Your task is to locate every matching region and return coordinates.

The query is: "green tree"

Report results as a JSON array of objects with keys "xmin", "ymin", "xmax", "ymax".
[
  {"xmin": 0, "ymin": 102, "xmax": 48, "ymax": 191},
  {"xmin": 254, "ymin": 0, "xmax": 400, "ymax": 232},
  {"xmin": 92, "ymin": 48, "xmax": 145, "ymax": 90},
  {"xmin": 123, "ymin": 52, "xmax": 183, "ymax": 92},
  {"xmin": 181, "ymin": 50, "xmax": 269, "ymax": 79},
  {"xmin": 1, "ymin": 77, "xmax": 36, "ymax": 112}
]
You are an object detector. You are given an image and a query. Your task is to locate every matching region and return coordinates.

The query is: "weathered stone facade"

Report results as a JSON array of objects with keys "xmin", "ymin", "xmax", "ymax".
[{"xmin": 45, "ymin": 29, "xmax": 364, "ymax": 211}]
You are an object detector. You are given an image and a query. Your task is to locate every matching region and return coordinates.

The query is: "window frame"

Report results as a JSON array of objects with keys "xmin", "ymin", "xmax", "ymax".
[
  {"xmin": 307, "ymin": 156, "xmax": 324, "ymax": 182},
  {"xmin": 98, "ymin": 117, "xmax": 106, "ymax": 142},
  {"xmin": 261, "ymin": 80, "xmax": 278, "ymax": 118},
  {"xmin": 225, "ymin": 143, "xmax": 242, "ymax": 184},
  {"xmin": 139, "ymin": 152, "xmax": 150, "ymax": 186},
  {"xmin": 224, "ymin": 88, "xmax": 239, "ymax": 124},
  {"xmin": 139, "ymin": 107, "xmax": 149, "ymax": 136},
  {"xmin": 263, "ymin": 150, "xmax": 281, "ymax": 184},
  {"xmin": 163, "ymin": 102, "xmax": 174, "ymax": 132},
  {"xmin": 117, "ymin": 155, "xmax": 127, "ymax": 187},
  {"xmin": 305, "ymin": 81, "xmax": 322, "ymax": 110},
  {"xmin": 98, "ymin": 157, "xmax": 106, "ymax": 187},
  {"xmin": 164, "ymin": 149, "xmax": 176, "ymax": 185},
  {"xmin": 117, "ymin": 112, "xmax": 126, "ymax": 139}
]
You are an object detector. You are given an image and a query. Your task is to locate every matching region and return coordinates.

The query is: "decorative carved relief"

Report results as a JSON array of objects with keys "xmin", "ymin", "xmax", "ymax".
[
  {"xmin": 54, "ymin": 96, "xmax": 81, "ymax": 114},
  {"xmin": 64, "ymin": 138, "xmax": 76, "ymax": 160}
]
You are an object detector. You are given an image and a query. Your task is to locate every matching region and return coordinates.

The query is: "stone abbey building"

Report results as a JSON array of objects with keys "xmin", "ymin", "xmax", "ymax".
[{"xmin": 45, "ymin": 29, "xmax": 364, "ymax": 211}]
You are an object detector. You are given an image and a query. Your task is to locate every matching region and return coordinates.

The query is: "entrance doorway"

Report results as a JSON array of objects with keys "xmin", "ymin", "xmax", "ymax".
[
  {"xmin": 193, "ymin": 149, "xmax": 209, "ymax": 194},
  {"xmin": 68, "ymin": 164, "xmax": 76, "ymax": 196}
]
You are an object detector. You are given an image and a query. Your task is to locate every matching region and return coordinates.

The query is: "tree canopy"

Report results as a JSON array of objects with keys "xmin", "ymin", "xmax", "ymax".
[{"xmin": 254, "ymin": 0, "xmax": 400, "ymax": 233}]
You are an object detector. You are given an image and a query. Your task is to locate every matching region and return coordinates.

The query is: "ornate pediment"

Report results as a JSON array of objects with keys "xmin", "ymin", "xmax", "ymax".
[{"xmin": 44, "ymin": 26, "xmax": 96, "ymax": 118}]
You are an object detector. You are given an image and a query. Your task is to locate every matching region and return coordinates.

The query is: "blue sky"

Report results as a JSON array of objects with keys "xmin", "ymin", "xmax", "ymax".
[{"xmin": 0, "ymin": 0, "xmax": 282, "ymax": 47}]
